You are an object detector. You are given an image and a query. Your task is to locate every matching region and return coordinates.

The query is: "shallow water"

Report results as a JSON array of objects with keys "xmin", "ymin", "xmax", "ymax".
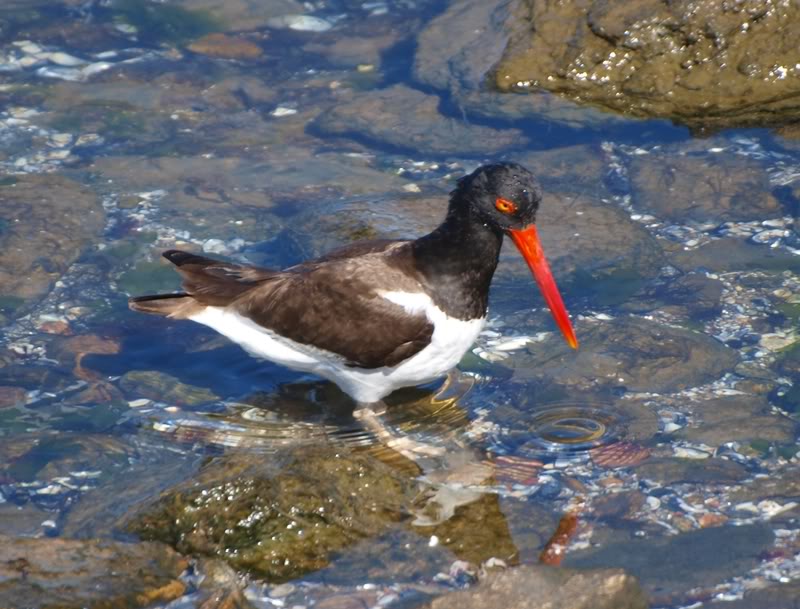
[{"xmin": 1, "ymin": 1, "xmax": 800, "ymax": 607}]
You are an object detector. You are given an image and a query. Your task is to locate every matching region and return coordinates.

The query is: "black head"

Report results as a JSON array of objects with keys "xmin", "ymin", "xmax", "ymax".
[{"xmin": 451, "ymin": 162, "xmax": 543, "ymax": 232}]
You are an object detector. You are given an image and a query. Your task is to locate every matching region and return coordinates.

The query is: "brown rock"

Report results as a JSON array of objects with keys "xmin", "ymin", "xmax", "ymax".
[
  {"xmin": 315, "ymin": 85, "xmax": 526, "ymax": 156},
  {"xmin": 422, "ymin": 564, "xmax": 647, "ymax": 609},
  {"xmin": 495, "ymin": 0, "xmax": 800, "ymax": 129},
  {"xmin": 635, "ymin": 457, "xmax": 748, "ymax": 485},
  {"xmin": 510, "ymin": 316, "xmax": 738, "ymax": 393},
  {"xmin": 188, "ymin": 33, "xmax": 263, "ymax": 59},
  {"xmin": 566, "ymin": 524, "xmax": 774, "ymax": 606},
  {"xmin": 629, "ymin": 154, "xmax": 781, "ymax": 223},
  {"xmin": 677, "ymin": 396, "xmax": 796, "ymax": 447},
  {"xmin": 177, "ymin": 0, "xmax": 304, "ymax": 32},
  {"xmin": 0, "ymin": 175, "xmax": 104, "ymax": 313},
  {"xmin": 0, "ymin": 535, "xmax": 187, "ymax": 609}
]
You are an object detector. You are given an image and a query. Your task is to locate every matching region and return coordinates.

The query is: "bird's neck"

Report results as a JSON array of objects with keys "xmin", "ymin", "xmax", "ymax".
[{"xmin": 410, "ymin": 204, "xmax": 503, "ymax": 320}]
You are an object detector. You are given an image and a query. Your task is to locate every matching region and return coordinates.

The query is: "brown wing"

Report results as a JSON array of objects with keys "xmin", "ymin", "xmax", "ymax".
[
  {"xmin": 234, "ymin": 251, "xmax": 434, "ymax": 369},
  {"xmin": 154, "ymin": 247, "xmax": 434, "ymax": 369}
]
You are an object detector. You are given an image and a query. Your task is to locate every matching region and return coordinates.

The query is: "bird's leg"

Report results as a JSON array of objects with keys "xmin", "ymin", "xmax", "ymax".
[{"xmin": 353, "ymin": 400, "xmax": 446, "ymax": 462}]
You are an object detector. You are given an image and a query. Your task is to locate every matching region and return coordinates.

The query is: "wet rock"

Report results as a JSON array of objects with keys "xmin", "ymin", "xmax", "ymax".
[
  {"xmin": 677, "ymin": 396, "xmax": 796, "ymax": 448},
  {"xmin": 128, "ymin": 448, "xmax": 422, "ymax": 582},
  {"xmin": 178, "ymin": 0, "xmax": 304, "ymax": 32},
  {"xmin": 0, "ymin": 175, "xmax": 104, "ymax": 316},
  {"xmin": 187, "ymin": 33, "xmax": 263, "ymax": 59},
  {"xmin": 629, "ymin": 154, "xmax": 781, "ymax": 224},
  {"xmin": 567, "ymin": 524, "xmax": 774, "ymax": 606},
  {"xmin": 314, "ymin": 85, "xmax": 526, "ymax": 156},
  {"xmin": 635, "ymin": 457, "xmax": 748, "ymax": 486},
  {"xmin": 495, "ymin": 0, "xmax": 800, "ymax": 129},
  {"xmin": 509, "ymin": 316, "xmax": 738, "ymax": 394},
  {"xmin": 422, "ymin": 564, "xmax": 647, "ymax": 609},
  {"xmin": 412, "ymin": 0, "xmax": 623, "ymax": 128},
  {"xmin": 0, "ymin": 535, "xmax": 187, "ymax": 609},
  {"xmin": 119, "ymin": 370, "xmax": 219, "ymax": 406},
  {"xmin": 670, "ymin": 238, "xmax": 800, "ymax": 274}
]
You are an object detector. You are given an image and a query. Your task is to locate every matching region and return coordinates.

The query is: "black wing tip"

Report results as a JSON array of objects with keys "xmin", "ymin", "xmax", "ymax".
[
  {"xmin": 128, "ymin": 293, "xmax": 191, "ymax": 315},
  {"xmin": 129, "ymin": 293, "xmax": 188, "ymax": 303},
  {"xmin": 162, "ymin": 249, "xmax": 219, "ymax": 268}
]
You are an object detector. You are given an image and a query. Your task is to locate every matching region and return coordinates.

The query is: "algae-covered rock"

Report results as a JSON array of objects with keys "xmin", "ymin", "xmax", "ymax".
[
  {"xmin": 0, "ymin": 175, "xmax": 104, "ymax": 317},
  {"xmin": 128, "ymin": 448, "xmax": 422, "ymax": 581},
  {"xmin": 495, "ymin": 0, "xmax": 800, "ymax": 129},
  {"xmin": 0, "ymin": 535, "xmax": 187, "ymax": 609}
]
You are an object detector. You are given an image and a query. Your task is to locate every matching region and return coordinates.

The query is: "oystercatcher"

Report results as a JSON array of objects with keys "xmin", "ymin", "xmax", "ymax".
[{"xmin": 129, "ymin": 163, "xmax": 577, "ymax": 403}]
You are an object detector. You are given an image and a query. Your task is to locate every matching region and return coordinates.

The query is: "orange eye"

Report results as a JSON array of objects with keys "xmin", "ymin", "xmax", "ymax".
[{"xmin": 495, "ymin": 198, "xmax": 517, "ymax": 214}]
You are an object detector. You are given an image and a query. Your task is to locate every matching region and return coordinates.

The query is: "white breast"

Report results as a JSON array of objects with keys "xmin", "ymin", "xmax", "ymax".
[{"xmin": 189, "ymin": 292, "xmax": 485, "ymax": 403}]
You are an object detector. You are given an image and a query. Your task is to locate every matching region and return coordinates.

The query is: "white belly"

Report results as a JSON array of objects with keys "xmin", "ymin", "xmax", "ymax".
[{"xmin": 189, "ymin": 293, "xmax": 485, "ymax": 403}]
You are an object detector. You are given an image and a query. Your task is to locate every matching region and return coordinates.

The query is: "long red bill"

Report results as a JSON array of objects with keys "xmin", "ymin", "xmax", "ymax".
[{"xmin": 508, "ymin": 225, "xmax": 578, "ymax": 349}]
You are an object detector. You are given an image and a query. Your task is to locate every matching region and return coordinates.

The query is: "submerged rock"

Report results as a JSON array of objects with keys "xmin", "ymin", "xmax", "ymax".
[
  {"xmin": 566, "ymin": 524, "xmax": 774, "ymax": 606},
  {"xmin": 0, "ymin": 175, "xmax": 104, "ymax": 318},
  {"xmin": 187, "ymin": 33, "xmax": 263, "ymax": 59},
  {"xmin": 128, "ymin": 448, "xmax": 422, "ymax": 582},
  {"xmin": 722, "ymin": 580, "xmax": 800, "ymax": 609},
  {"xmin": 423, "ymin": 564, "xmax": 647, "ymax": 609},
  {"xmin": 0, "ymin": 535, "xmax": 187, "ymax": 609},
  {"xmin": 635, "ymin": 457, "xmax": 748, "ymax": 486},
  {"xmin": 508, "ymin": 316, "xmax": 738, "ymax": 394},
  {"xmin": 495, "ymin": 0, "xmax": 800, "ymax": 129},
  {"xmin": 528, "ymin": 192, "xmax": 664, "ymax": 292},
  {"xmin": 670, "ymin": 238, "xmax": 800, "ymax": 274},
  {"xmin": 677, "ymin": 395, "xmax": 796, "ymax": 448},
  {"xmin": 177, "ymin": 0, "xmax": 306, "ymax": 33},
  {"xmin": 623, "ymin": 272, "xmax": 724, "ymax": 320},
  {"xmin": 314, "ymin": 85, "xmax": 526, "ymax": 156},
  {"xmin": 119, "ymin": 370, "xmax": 219, "ymax": 406},
  {"xmin": 629, "ymin": 154, "xmax": 781, "ymax": 224}
]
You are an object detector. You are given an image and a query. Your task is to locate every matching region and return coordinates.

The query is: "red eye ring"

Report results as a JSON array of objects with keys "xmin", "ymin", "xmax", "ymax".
[{"xmin": 495, "ymin": 198, "xmax": 517, "ymax": 214}]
